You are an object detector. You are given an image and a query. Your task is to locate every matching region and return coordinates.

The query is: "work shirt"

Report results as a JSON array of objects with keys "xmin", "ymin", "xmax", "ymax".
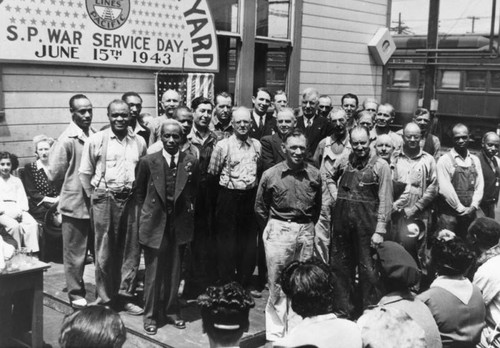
[
  {"xmin": 437, "ymin": 148, "xmax": 484, "ymax": 213},
  {"xmin": 313, "ymin": 132, "xmax": 351, "ymax": 171},
  {"xmin": 208, "ymin": 134, "xmax": 261, "ymax": 190},
  {"xmin": 392, "ymin": 149, "xmax": 437, "ymax": 213},
  {"xmin": 79, "ymin": 128, "xmax": 146, "ymax": 190},
  {"xmin": 209, "ymin": 117, "xmax": 233, "ymax": 140},
  {"xmin": 188, "ymin": 128, "xmax": 218, "ymax": 182},
  {"xmin": 325, "ymin": 153, "xmax": 392, "ymax": 233},
  {"xmin": 255, "ymin": 161, "xmax": 322, "ymax": 226},
  {"xmin": 473, "ymin": 253, "xmax": 500, "ymax": 331}
]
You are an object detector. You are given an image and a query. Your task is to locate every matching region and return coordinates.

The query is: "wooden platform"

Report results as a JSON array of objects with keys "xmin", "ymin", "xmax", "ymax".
[{"xmin": 42, "ymin": 262, "xmax": 267, "ymax": 348}]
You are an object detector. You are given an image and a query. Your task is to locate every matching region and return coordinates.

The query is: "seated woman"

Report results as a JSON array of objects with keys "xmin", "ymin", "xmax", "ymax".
[
  {"xmin": 23, "ymin": 135, "xmax": 59, "ymax": 222},
  {"xmin": 0, "ymin": 152, "xmax": 39, "ymax": 253},
  {"xmin": 417, "ymin": 236, "xmax": 485, "ymax": 348}
]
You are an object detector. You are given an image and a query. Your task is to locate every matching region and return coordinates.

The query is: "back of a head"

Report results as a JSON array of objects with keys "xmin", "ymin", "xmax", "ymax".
[
  {"xmin": 59, "ymin": 306, "xmax": 126, "ymax": 348},
  {"xmin": 197, "ymin": 282, "xmax": 255, "ymax": 347},
  {"xmin": 280, "ymin": 260, "xmax": 339, "ymax": 318},
  {"xmin": 431, "ymin": 236, "xmax": 475, "ymax": 276},
  {"xmin": 358, "ymin": 306, "xmax": 426, "ymax": 348},
  {"xmin": 468, "ymin": 217, "xmax": 500, "ymax": 251},
  {"xmin": 377, "ymin": 241, "xmax": 421, "ymax": 291}
]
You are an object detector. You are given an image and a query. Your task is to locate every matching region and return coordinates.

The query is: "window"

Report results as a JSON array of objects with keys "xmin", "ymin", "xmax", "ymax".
[
  {"xmin": 465, "ymin": 71, "xmax": 487, "ymax": 90},
  {"xmin": 491, "ymin": 71, "xmax": 500, "ymax": 90},
  {"xmin": 439, "ymin": 71, "xmax": 461, "ymax": 89},
  {"xmin": 253, "ymin": 43, "xmax": 288, "ymax": 92},
  {"xmin": 207, "ymin": 0, "xmax": 239, "ymax": 33},
  {"xmin": 214, "ymin": 37, "xmax": 239, "ymax": 96},
  {"xmin": 256, "ymin": 0, "xmax": 291, "ymax": 40},
  {"xmin": 392, "ymin": 70, "xmax": 411, "ymax": 87}
]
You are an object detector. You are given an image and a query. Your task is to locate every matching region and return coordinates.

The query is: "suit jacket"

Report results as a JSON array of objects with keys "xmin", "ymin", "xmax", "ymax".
[
  {"xmin": 296, "ymin": 115, "xmax": 333, "ymax": 160},
  {"xmin": 135, "ymin": 150, "xmax": 199, "ymax": 249},
  {"xmin": 249, "ymin": 113, "xmax": 276, "ymax": 140},
  {"xmin": 261, "ymin": 133, "xmax": 286, "ymax": 171}
]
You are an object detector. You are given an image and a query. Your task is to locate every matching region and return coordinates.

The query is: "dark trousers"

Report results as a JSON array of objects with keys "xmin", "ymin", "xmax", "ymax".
[
  {"xmin": 120, "ymin": 196, "xmax": 142, "ymax": 296},
  {"xmin": 91, "ymin": 192, "xmax": 130, "ymax": 304},
  {"xmin": 331, "ymin": 203, "xmax": 383, "ymax": 318},
  {"xmin": 215, "ymin": 187, "xmax": 257, "ymax": 286},
  {"xmin": 61, "ymin": 215, "xmax": 91, "ymax": 302},
  {"xmin": 143, "ymin": 232, "xmax": 185, "ymax": 325},
  {"xmin": 437, "ymin": 212, "xmax": 476, "ymax": 240},
  {"xmin": 480, "ymin": 202, "xmax": 496, "ymax": 219}
]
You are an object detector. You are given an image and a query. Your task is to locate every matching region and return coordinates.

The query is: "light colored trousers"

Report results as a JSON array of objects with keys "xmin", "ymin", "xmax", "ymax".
[
  {"xmin": 263, "ymin": 218, "xmax": 315, "ymax": 341},
  {"xmin": 0, "ymin": 202, "xmax": 39, "ymax": 252}
]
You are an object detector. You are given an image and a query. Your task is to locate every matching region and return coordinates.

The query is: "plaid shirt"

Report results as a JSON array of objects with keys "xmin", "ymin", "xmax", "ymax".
[{"xmin": 208, "ymin": 134, "xmax": 261, "ymax": 190}]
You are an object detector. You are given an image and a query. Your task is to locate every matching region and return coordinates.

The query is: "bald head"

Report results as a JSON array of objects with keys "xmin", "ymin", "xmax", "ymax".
[{"xmin": 232, "ymin": 107, "xmax": 252, "ymax": 139}]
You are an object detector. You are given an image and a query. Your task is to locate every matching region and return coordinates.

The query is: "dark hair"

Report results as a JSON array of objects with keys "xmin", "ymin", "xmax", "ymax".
[
  {"xmin": 414, "ymin": 107, "xmax": 430, "ymax": 118},
  {"xmin": 0, "ymin": 151, "xmax": 19, "ymax": 171},
  {"xmin": 216, "ymin": 91, "xmax": 232, "ymax": 102},
  {"xmin": 107, "ymin": 99, "xmax": 129, "ymax": 115},
  {"xmin": 431, "ymin": 236, "xmax": 475, "ymax": 276},
  {"xmin": 341, "ymin": 93, "xmax": 359, "ymax": 107},
  {"xmin": 349, "ymin": 125, "xmax": 370, "ymax": 139},
  {"xmin": 191, "ymin": 96, "xmax": 213, "ymax": 111},
  {"xmin": 280, "ymin": 260, "xmax": 339, "ymax": 318},
  {"xmin": 283, "ymin": 129, "xmax": 308, "ymax": 147},
  {"xmin": 69, "ymin": 94, "xmax": 89, "ymax": 110},
  {"xmin": 198, "ymin": 282, "xmax": 255, "ymax": 346},
  {"xmin": 254, "ymin": 87, "xmax": 272, "ymax": 99},
  {"xmin": 468, "ymin": 217, "xmax": 500, "ymax": 251},
  {"xmin": 59, "ymin": 306, "xmax": 126, "ymax": 348},
  {"xmin": 121, "ymin": 91, "xmax": 142, "ymax": 103}
]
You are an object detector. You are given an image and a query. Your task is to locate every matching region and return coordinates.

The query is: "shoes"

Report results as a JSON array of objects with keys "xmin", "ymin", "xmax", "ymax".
[
  {"xmin": 165, "ymin": 316, "xmax": 186, "ymax": 329},
  {"xmin": 123, "ymin": 302, "xmax": 144, "ymax": 316},
  {"xmin": 70, "ymin": 298, "xmax": 88, "ymax": 309},
  {"xmin": 250, "ymin": 289, "xmax": 262, "ymax": 298},
  {"xmin": 144, "ymin": 323, "xmax": 157, "ymax": 335}
]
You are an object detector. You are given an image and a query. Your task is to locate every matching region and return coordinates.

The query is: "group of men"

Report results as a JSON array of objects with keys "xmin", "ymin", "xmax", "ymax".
[{"xmin": 46, "ymin": 86, "xmax": 500, "ymax": 340}]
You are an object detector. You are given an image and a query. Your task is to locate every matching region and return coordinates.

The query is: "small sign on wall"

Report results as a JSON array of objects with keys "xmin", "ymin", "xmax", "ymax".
[{"xmin": 368, "ymin": 28, "xmax": 396, "ymax": 65}]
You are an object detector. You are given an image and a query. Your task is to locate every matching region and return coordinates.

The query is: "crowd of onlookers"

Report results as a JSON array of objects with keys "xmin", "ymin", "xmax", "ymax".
[{"xmin": 1, "ymin": 85, "xmax": 500, "ymax": 348}]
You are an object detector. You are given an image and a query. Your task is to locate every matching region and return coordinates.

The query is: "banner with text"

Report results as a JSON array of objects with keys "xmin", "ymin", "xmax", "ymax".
[{"xmin": 0, "ymin": 0, "xmax": 219, "ymax": 71}]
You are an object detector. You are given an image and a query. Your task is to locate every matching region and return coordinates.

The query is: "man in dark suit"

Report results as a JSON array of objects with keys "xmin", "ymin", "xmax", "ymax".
[
  {"xmin": 261, "ymin": 107, "xmax": 296, "ymax": 171},
  {"xmin": 479, "ymin": 132, "xmax": 500, "ymax": 218},
  {"xmin": 249, "ymin": 87, "xmax": 276, "ymax": 140},
  {"xmin": 135, "ymin": 119, "xmax": 199, "ymax": 335},
  {"xmin": 296, "ymin": 88, "xmax": 333, "ymax": 160}
]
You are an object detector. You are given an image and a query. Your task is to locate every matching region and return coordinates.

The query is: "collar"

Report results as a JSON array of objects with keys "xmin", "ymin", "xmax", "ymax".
[
  {"xmin": 133, "ymin": 122, "xmax": 146, "ymax": 134},
  {"xmin": 108, "ymin": 127, "xmax": 135, "ymax": 140},
  {"xmin": 280, "ymin": 161, "xmax": 307, "ymax": 174},
  {"xmin": 66, "ymin": 121, "xmax": 94, "ymax": 139},
  {"xmin": 330, "ymin": 132, "xmax": 349, "ymax": 144},
  {"xmin": 478, "ymin": 244, "xmax": 500, "ymax": 267},
  {"xmin": 430, "ymin": 276, "xmax": 473, "ymax": 304},
  {"xmin": 212, "ymin": 116, "xmax": 232, "ymax": 129},
  {"xmin": 378, "ymin": 291, "xmax": 414, "ymax": 305},
  {"xmin": 399, "ymin": 148, "xmax": 424, "ymax": 159},
  {"xmin": 162, "ymin": 149, "xmax": 179, "ymax": 164},
  {"xmin": 304, "ymin": 114, "xmax": 316, "ymax": 124},
  {"xmin": 232, "ymin": 134, "xmax": 253, "ymax": 147},
  {"xmin": 450, "ymin": 147, "xmax": 470, "ymax": 160}
]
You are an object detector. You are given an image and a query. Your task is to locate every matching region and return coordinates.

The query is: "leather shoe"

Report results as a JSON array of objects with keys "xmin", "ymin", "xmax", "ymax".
[
  {"xmin": 123, "ymin": 302, "xmax": 144, "ymax": 316},
  {"xmin": 144, "ymin": 323, "xmax": 157, "ymax": 335},
  {"xmin": 166, "ymin": 317, "xmax": 186, "ymax": 329}
]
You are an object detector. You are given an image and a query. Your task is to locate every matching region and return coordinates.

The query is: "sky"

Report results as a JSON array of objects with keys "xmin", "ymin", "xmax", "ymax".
[{"xmin": 391, "ymin": 0, "xmax": 500, "ymax": 36}]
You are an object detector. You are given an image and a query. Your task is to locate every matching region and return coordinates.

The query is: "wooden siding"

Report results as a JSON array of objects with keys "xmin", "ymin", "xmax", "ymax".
[
  {"xmin": 0, "ymin": 64, "xmax": 157, "ymax": 164},
  {"xmin": 298, "ymin": 0, "xmax": 388, "ymax": 105}
]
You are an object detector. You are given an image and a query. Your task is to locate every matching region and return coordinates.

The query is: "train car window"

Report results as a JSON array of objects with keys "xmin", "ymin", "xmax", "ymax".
[
  {"xmin": 439, "ymin": 71, "xmax": 461, "ymax": 89},
  {"xmin": 392, "ymin": 70, "xmax": 411, "ymax": 87},
  {"xmin": 465, "ymin": 71, "xmax": 487, "ymax": 90},
  {"xmin": 490, "ymin": 72, "xmax": 500, "ymax": 90}
]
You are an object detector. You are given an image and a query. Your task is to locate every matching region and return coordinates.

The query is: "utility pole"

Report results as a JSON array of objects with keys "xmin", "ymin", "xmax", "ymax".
[
  {"xmin": 467, "ymin": 16, "xmax": 481, "ymax": 33},
  {"xmin": 423, "ymin": 0, "xmax": 440, "ymax": 110}
]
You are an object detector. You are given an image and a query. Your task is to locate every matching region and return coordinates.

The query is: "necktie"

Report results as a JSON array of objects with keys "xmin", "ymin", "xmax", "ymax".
[
  {"xmin": 170, "ymin": 155, "xmax": 176, "ymax": 170},
  {"xmin": 307, "ymin": 118, "xmax": 312, "ymax": 127},
  {"xmin": 259, "ymin": 115, "xmax": 264, "ymax": 129}
]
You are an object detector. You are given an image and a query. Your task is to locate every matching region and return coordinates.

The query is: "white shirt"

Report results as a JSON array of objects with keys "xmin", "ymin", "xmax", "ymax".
[{"xmin": 162, "ymin": 149, "xmax": 179, "ymax": 168}]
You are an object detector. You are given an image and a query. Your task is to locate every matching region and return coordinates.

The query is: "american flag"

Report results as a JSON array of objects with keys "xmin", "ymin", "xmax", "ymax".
[{"xmin": 155, "ymin": 73, "xmax": 214, "ymax": 113}]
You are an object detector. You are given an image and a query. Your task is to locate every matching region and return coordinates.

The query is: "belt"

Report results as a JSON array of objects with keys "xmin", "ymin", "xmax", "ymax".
[
  {"xmin": 272, "ymin": 216, "xmax": 312, "ymax": 224},
  {"xmin": 94, "ymin": 187, "xmax": 132, "ymax": 200}
]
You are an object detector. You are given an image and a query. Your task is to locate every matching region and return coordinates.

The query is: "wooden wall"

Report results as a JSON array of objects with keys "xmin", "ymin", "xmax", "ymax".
[
  {"xmin": 298, "ymin": 0, "xmax": 388, "ymax": 105},
  {"xmin": 0, "ymin": 64, "xmax": 157, "ymax": 165}
]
